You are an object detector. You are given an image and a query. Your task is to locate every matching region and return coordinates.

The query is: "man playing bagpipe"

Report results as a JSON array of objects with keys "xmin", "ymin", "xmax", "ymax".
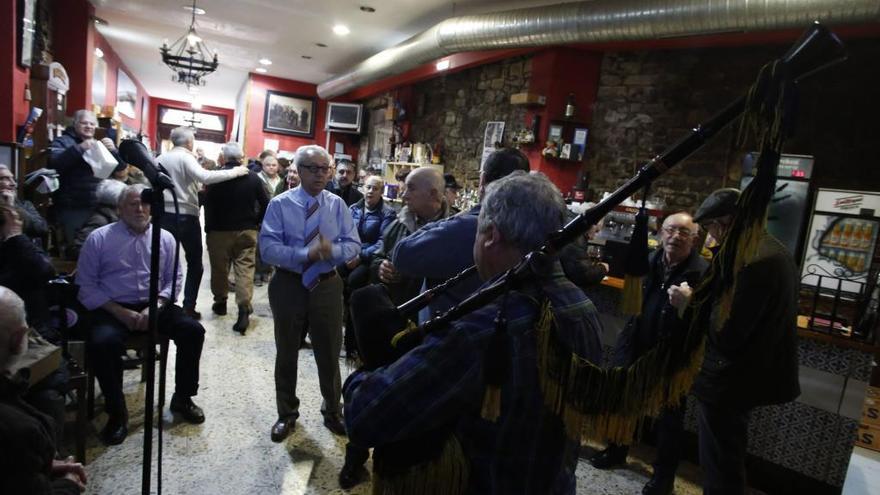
[{"xmin": 343, "ymin": 171, "xmax": 604, "ymax": 494}]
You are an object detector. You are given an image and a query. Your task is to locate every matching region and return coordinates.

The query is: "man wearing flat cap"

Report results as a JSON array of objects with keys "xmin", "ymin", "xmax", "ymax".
[{"xmin": 691, "ymin": 188, "xmax": 800, "ymax": 494}]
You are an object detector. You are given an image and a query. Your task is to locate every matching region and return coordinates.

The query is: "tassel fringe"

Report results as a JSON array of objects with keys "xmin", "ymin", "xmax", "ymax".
[{"xmin": 372, "ymin": 434, "xmax": 470, "ymax": 495}]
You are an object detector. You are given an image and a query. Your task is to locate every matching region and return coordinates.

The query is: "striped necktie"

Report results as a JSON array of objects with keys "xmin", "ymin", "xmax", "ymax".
[{"xmin": 301, "ymin": 197, "xmax": 322, "ymax": 290}]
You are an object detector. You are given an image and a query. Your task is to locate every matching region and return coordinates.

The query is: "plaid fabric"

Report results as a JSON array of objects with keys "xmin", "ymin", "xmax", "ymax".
[{"xmin": 344, "ymin": 263, "xmax": 603, "ymax": 495}]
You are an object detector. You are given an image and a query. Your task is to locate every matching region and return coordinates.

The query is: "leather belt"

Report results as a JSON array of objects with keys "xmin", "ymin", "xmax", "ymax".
[{"xmin": 277, "ymin": 267, "xmax": 337, "ymax": 282}]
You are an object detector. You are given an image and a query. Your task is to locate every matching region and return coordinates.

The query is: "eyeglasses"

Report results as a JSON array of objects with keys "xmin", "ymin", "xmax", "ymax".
[
  {"xmin": 299, "ymin": 164, "xmax": 331, "ymax": 174},
  {"xmin": 662, "ymin": 226, "xmax": 696, "ymax": 237}
]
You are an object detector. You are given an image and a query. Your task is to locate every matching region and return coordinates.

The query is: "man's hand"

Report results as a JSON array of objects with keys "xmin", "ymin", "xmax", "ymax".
[
  {"xmin": 79, "ymin": 139, "xmax": 96, "ymax": 151},
  {"xmin": 100, "ymin": 137, "xmax": 117, "ymax": 151},
  {"xmin": 1, "ymin": 208, "xmax": 23, "ymax": 240},
  {"xmin": 668, "ymin": 281, "xmax": 693, "ymax": 316},
  {"xmin": 345, "ymin": 256, "xmax": 361, "ymax": 270},
  {"xmin": 118, "ymin": 308, "xmax": 147, "ymax": 332},
  {"xmin": 0, "ymin": 190, "xmax": 15, "ymax": 206},
  {"xmin": 308, "ymin": 235, "xmax": 333, "ymax": 262},
  {"xmin": 52, "ymin": 457, "xmax": 87, "ymax": 491},
  {"xmin": 233, "ymin": 166, "xmax": 249, "ymax": 177},
  {"xmin": 378, "ymin": 260, "xmax": 399, "ymax": 284}
]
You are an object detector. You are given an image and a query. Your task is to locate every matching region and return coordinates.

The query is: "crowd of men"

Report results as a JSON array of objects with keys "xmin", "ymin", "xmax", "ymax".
[{"xmin": 0, "ymin": 108, "xmax": 800, "ymax": 495}]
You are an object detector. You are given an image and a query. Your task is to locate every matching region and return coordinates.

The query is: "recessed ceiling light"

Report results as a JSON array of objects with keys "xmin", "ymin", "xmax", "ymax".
[
  {"xmin": 259, "ymin": 58, "xmax": 272, "ymax": 65},
  {"xmin": 360, "ymin": 6, "xmax": 375, "ymax": 13},
  {"xmin": 255, "ymin": 67, "xmax": 268, "ymax": 73},
  {"xmin": 94, "ymin": 47, "xmax": 104, "ymax": 58},
  {"xmin": 436, "ymin": 59, "xmax": 450, "ymax": 71},
  {"xmin": 301, "ymin": 55, "xmax": 312, "ymax": 60},
  {"xmin": 332, "ymin": 25, "xmax": 350, "ymax": 36},
  {"xmin": 315, "ymin": 43, "xmax": 328, "ymax": 48},
  {"xmin": 92, "ymin": 16, "xmax": 108, "ymax": 26},
  {"xmin": 183, "ymin": 5, "xmax": 206, "ymax": 15}
]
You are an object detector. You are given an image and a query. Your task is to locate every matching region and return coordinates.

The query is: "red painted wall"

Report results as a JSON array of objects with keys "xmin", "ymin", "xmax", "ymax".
[
  {"xmin": 524, "ymin": 48, "xmax": 603, "ymax": 194},
  {"xmin": 147, "ymin": 97, "xmax": 234, "ymax": 149},
  {"xmin": 0, "ymin": 0, "xmax": 33, "ymax": 141},
  {"xmin": 93, "ymin": 31, "xmax": 150, "ymax": 131},
  {"xmin": 244, "ymin": 73, "xmax": 358, "ymax": 161},
  {"xmin": 51, "ymin": 0, "xmax": 93, "ymax": 114}
]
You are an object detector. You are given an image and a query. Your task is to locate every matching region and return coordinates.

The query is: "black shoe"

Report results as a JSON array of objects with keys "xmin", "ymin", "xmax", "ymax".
[
  {"xmin": 254, "ymin": 277, "xmax": 264, "ymax": 287},
  {"xmin": 271, "ymin": 417, "xmax": 295, "ymax": 442},
  {"xmin": 100, "ymin": 414, "xmax": 128, "ymax": 445},
  {"xmin": 590, "ymin": 444, "xmax": 628, "ymax": 470},
  {"xmin": 323, "ymin": 413, "xmax": 347, "ymax": 436},
  {"xmin": 170, "ymin": 395, "xmax": 205, "ymax": 424},
  {"xmin": 339, "ymin": 463, "xmax": 368, "ymax": 490},
  {"xmin": 233, "ymin": 306, "xmax": 250, "ymax": 334},
  {"xmin": 642, "ymin": 473, "xmax": 675, "ymax": 495},
  {"xmin": 184, "ymin": 306, "xmax": 202, "ymax": 320},
  {"xmin": 212, "ymin": 301, "xmax": 227, "ymax": 316}
]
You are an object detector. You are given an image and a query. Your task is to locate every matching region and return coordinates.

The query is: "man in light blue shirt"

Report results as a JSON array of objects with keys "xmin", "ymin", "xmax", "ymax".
[
  {"xmin": 260, "ymin": 145, "xmax": 360, "ymax": 442},
  {"xmin": 76, "ymin": 184, "xmax": 206, "ymax": 445}
]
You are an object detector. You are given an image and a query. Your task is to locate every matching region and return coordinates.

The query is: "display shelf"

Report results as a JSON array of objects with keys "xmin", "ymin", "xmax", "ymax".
[{"xmin": 383, "ymin": 161, "xmax": 444, "ymax": 186}]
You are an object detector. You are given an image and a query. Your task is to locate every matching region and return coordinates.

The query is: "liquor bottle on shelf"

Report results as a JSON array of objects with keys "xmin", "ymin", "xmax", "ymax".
[
  {"xmin": 862, "ymin": 222, "xmax": 874, "ymax": 250},
  {"xmin": 829, "ymin": 222, "xmax": 842, "ymax": 246},
  {"xmin": 571, "ymin": 169, "xmax": 588, "ymax": 202},
  {"xmin": 840, "ymin": 222, "xmax": 853, "ymax": 248},
  {"xmin": 564, "ymin": 93, "xmax": 576, "ymax": 119}
]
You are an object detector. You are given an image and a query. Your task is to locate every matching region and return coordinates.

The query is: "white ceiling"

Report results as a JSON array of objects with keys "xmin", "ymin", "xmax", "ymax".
[{"xmin": 93, "ymin": 0, "xmax": 568, "ymax": 108}]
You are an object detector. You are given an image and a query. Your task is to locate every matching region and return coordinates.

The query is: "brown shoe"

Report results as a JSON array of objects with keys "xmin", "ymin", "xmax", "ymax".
[{"xmin": 271, "ymin": 417, "xmax": 294, "ymax": 442}]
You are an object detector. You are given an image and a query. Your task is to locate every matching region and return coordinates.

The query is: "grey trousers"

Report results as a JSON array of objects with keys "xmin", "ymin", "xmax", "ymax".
[{"xmin": 270, "ymin": 269, "xmax": 343, "ymax": 421}]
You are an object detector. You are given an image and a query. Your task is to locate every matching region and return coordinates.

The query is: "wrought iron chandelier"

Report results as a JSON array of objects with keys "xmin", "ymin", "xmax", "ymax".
[{"xmin": 160, "ymin": 0, "xmax": 218, "ymax": 90}]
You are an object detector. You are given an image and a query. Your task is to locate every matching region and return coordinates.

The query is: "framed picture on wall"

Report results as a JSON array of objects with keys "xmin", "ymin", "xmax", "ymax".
[
  {"xmin": 263, "ymin": 90, "xmax": 316, "ymax": 138},
  {"xmin": 18, "ymin": 0, "xmax": 36, "ymax": 68},
  {"xmin": 116, "ymin": 68, "xmax": 137, "ymax": 119}
]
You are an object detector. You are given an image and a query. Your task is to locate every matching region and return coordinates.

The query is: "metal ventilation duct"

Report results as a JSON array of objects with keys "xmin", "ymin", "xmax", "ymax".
[{"xmin": 317, "ymin": 0, "xmax": 879, "ymax": 99}]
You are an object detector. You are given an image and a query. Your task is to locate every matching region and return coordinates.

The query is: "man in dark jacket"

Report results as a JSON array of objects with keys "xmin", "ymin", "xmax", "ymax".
[
  {"xmin": 326, "ymin": 159, "xmax": 363, "ymax": 207},
  {"xmin": 340, "ymin": 176, "xmax": 396, "ymax": 349},
  {"xmin": 0, "ymin": 164, "xmax": 49, "ymax": 241},
  {"xmin": 691, "ymin": 188, "xmax": 800, "ymax": 494},
  {"xmin": 591, "ymin": 212, "xmax": 708, "ymax": 495},
  {"xmin": 371, "ymin": 167, "xmax": 452, "ymax": 305},
  {"xmin": 204, "ymin": 143, "xmax": 270, "ymax": 334},
  {"xmin": 48, "ymin": 110, "xmax": 126, "ymax": 246},
  {"xmin": 339, "ymin": 166, "xmax": 451, "ymax": 489},
  {"xmin": 391, "ymin": 148, "xmax": 530, "ymax": 319},
  {"xmin": 0, "ymin": 287, "xmax": 87, "ymax": 494}
]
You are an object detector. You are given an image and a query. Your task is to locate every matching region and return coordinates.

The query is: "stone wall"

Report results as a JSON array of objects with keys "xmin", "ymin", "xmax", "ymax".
[
  {"xmin": 586, "ymin": 39, "xmax": 880, "ymax": 212},
  {"xmin": 357, "ymin": 56, "xmax": 531, "ymax": 186}
]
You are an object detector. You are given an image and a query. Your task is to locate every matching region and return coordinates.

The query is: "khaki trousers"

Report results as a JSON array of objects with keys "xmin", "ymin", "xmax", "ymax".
[{"xmin": 206, "ymin": 230, "xmax": 258, "ymax": 311}]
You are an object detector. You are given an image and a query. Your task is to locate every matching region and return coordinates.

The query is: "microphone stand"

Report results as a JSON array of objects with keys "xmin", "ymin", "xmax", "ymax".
[{"xmin": 141, "ymin": 182, "xmax": 170, "ymax": 495}]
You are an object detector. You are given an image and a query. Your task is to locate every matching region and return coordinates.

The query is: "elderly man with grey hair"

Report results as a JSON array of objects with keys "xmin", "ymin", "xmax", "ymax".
[
  {"xmin": 0, "ymin": 164, "xmax": 48, "ymax": 240},
  {"xmin": 0, "ymin": 287, "xmax": 89, "ymax": 494},
  {"xmin": 48, "ymin": 109, "xmax": 127, "ymax": 245},
  {"xmin": 203, "ymin": 142, "xmax": 269, "ymax": 334},
  {"xmin": 260, "ymin": 144, "xmax": 360, "ymax": 441},
  {"xmin": 344, "ymin": 171, "xmax": 603, "ymax": 494},
  {"xmin": 157, "ymin": 127, "xmax": 248, "ymax": 320},
  {"xmin": 76, "ymin": 184, "xmax": 206, "ymax": 446}
]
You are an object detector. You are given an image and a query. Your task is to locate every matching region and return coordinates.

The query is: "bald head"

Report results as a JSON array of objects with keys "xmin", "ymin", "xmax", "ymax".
[
  {"xmin": 0, "ymin": 286, "xmax": 28, "ymax": 370},
  {"xmin": 402, "ymin": 167, "xmax": 445, "ymax": 220},
  {"xmin": 660, "ymin": 212, "xmax": 698, "ymax": 265}
]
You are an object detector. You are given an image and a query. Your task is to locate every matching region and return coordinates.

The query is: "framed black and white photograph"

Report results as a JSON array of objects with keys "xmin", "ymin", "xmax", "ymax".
[
  {"xmin": 263, "ymin": 90, "xmax": 316, "ymax": 138},
  {"xmin": 18, "ymin": 0, "xmax": 36, "ymax": 68},
  {"xmin": 116, "ymin": 68, "xmax": 137, "ymax": 119}
]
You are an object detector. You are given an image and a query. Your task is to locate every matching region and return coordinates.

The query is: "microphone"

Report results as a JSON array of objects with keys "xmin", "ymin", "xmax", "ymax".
[{"xmin": 118, "ymin": 139, "xmax": 174, "ymax": 190}]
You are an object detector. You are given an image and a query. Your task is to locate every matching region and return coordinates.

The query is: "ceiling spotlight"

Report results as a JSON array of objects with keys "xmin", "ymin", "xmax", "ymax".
[
  {"xmin": 332, "ymin": 25, "xmax": 350, "ymax": 36},
  {"xmin": 255, "ymin": 67, "xmax": 268, "ymax": 73},
  {"xmin": 94, "ymin": 47, "xmax": 104, "ymax": 58},
  {"xmin": 259, "ymin": 58, "xmax": 272, "ymax": 65},
  {"xmin": 315, "ymin": 43, "xmax": 328, "ymax": 48},
  {"xmin": 360, "ymin": 6, "xmax": 375, "ymax": 12},
  {"xmin": 436, "ymin": 59, "xmax": 450, "ymax": 71},
  {"xmin": 92, "ymin": 16, "xmax": 108, "ymax": 26},
  {"xmin": 301, "ymin": 55, "xmax": 312, "ymax": 60},
  {"xmin": 183, "ymin": 5, "xmax": 206, "ymax": 15}
]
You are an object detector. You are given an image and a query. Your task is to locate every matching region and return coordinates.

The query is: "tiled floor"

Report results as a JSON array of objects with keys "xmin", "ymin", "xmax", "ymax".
[{"xmin": 71, "ymin": 268, "xmax": 712, "ymax": 494}]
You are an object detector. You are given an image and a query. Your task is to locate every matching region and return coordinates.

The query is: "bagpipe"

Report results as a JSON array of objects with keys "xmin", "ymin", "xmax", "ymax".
[{"xmin": 349, "ymin": 22, "xmax": 847, "ymax": 494}]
